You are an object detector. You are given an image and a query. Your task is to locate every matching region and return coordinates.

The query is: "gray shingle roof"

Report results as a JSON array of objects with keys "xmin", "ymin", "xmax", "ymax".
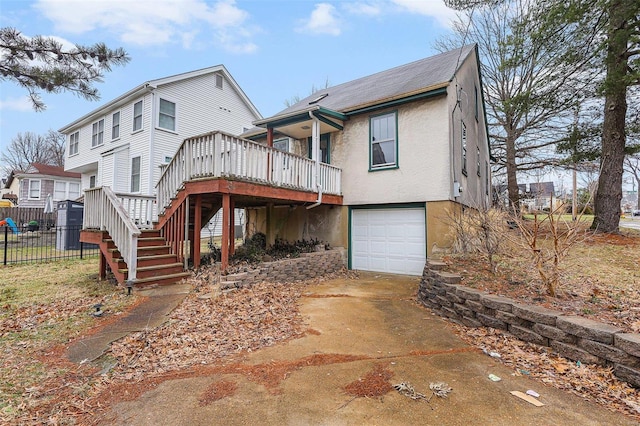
[{"xmin": 276, "ymin": 44, "xmax": 476, "ymax": 116}]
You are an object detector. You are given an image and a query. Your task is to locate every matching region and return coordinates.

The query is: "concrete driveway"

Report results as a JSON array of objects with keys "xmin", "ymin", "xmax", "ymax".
[{"xmin": 107, "ymin": 274, "xmax": 634, "ymax": 425}]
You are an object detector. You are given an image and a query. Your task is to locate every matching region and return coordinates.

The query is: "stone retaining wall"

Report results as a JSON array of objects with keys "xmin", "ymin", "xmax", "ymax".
[
  {"xmin": 220, "ymin": 248, "xmax": 346, "ymax": 289},
  {"xmin": 418, "ymin": 260, "xmax": 640, "ymax": 388}
]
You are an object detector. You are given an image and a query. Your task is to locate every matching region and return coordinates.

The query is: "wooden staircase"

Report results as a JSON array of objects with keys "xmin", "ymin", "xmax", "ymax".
[{"xmin": 100, "ymin": 229, "xmax": 191, "ymax": 287}]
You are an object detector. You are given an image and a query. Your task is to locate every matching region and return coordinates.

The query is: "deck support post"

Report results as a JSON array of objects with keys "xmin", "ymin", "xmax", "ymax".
[
  {"xmin": 99, "ymin": 251, "xmax": 107, "ymax": 281},
  {"xmin": 229, "ymin": 198, "xmax": 235, "ymax": 256},
  {"xmin": 221, "ymin": 193, "xmax": 231, "ymax": 271},
  {"xmin": 183, "ymin": 195, "xmax": 190, "ymax": 270},
  {"xmin": 194, "ymin": 194, "xmax": 202, "ymax": 269}
]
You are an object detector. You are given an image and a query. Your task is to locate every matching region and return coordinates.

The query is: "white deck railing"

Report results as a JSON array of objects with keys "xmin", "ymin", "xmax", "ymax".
[
  {"xmin": 115, "ymin": 193, "xmax": 157, "ymax": 229},
  {"xmin": 156, "ymin": 131, "xmax": 342, "ymax": 214},
  {"xmin": 84, "ymin": 187, "xmax": 140, "ymax": 280}
]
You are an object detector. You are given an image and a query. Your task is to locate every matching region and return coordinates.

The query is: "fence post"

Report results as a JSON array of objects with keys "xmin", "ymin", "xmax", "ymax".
[
  {"xmin": 80, "ymin": 240, "xmax": 84, "ymax": 259},
  {"xmin": 3, "ymin": 226, "xmax": 7, "ymax": 266}
]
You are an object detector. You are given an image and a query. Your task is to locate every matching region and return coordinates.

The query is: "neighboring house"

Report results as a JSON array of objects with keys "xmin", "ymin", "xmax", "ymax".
[
  {"xmin": 522, "ymin": 182, "xmax": 555, "ymax": 211},
  {"xmin": 78, "ymin": 44, "xmax": 490, "ymax": 286},
  {"xmin": 60, "ymin": 65, "xmax": 261, "ymax": 196},
  {"xmin": 1, "ymin": 173, "xmax": 20, "ymax": 205},
  {"xmin": 13, "ymin": 163, "xmax": 81, "ymax": 209}
]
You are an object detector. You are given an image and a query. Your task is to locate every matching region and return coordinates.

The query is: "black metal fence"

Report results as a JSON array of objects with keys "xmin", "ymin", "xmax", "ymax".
[{"xmin": 0, "ymin": 224, "xmax": 99, "ymax": 265}]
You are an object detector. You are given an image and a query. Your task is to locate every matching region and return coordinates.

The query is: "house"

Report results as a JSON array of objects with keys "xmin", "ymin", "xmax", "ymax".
[
  {"xmin": 1, "ymin": 173, "xmax": 19, "ymax": 205},
  {"xmin": 60, "ymin": 65, "xmax": 262, "ymax": 196},
  {"xmin": 12, "ymin": 163, "xmax": 81, "ymax": 209},
  {"xmin": 78, "ymin": 44, "xmax": 490, "ymax": 285},
  {"xmin": 522, "ymin": 182, "xmax": 555, "ymax": 211}
]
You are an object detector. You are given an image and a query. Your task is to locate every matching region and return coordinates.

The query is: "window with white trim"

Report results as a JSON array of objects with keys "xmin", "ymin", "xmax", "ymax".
[
  {"xmin": 69, "ymin": 182, "xmax": 80, "ymax": 199},
  {"xmin": 370, "ymin": 112, "xmax": 397, "ymax": 169},
  {"xmin": 28, "ymin": 179, "xmax": 41, "ymax": 199},
  {"xmin": 69, "ymin": 131, "xmax": 79, "ymax": 155},
  {"xmin": 133, "ymin": 100, "xmax": 143, "ymax": 132},
  {"xmin": 158, "ymin": 99, "xmax": 176, "ymax": 131},
  {"xmin": 92, "ymin": 119, "xmax": 104, "ymax": 147},
  {"xmin": 112, "ymin": 111, "xmax": 120, "ymax": 139},
  {"xmin": 461, "ymin": 121, "xmax": 467, "ymax": 176},
  {"xmin": 131, "ymin": 156, "xmax": 141, "ymax": 192},
  {"xmin": 54, "ymin": 181, "xmax": 66, "ymax": 200},
  {"xmin": 89, "ymin": 175, "xmax": 96, "ymax": 188},
  {"xmin": 215, "ymin": 74, "xmax": 223, "ymax": 89}
]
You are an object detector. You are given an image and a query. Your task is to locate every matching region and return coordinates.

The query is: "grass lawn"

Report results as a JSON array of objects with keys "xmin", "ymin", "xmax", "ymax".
[{"xmin": 0, "ymin": 259, "xmax": 137, "ymax": 421}]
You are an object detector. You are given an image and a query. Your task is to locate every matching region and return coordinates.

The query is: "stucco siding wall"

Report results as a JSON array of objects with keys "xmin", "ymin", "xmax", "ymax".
[
  {"xmin": 448, "ymin": 48, "xmax": 491, "ymax": 208},
  {"xmin": 245, "ymin": 205, "xmax": 344, "ymax": 249},
  {"xmin": 333, "ymin": 98, "xmax": 451, "ymax": 205}
]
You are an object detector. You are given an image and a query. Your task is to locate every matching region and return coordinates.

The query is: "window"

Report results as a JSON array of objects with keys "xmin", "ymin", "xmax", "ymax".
[
  {"xmin": 477, "ymin": 146, "xmax": 481, "ymax": 177},
  {"xmin": 273, "ymin": 138, "xmax": 290, "ymax": 152},
  {"xmin": 89, "ymin": 175, "xmax": 96, "ymax": 188},
  {"xmin": 112, "ymin": 111, "xmax": 120, "ymax": 139},
  {"xmin": 28, "ymin": 180, "xmax": 41, "ymax": 199},
  {"xmin": 215, "ymin": 74, "xmax": 223, "ymax": 89},
  {"xmin": 307, "ymin": 134, "xmax": 330, "ymax": 164},
  {"xmin": 158, "ymin": 99, "xmax": 176, "ymax": 131},
  {"xmin": 54, "ymin": 181, "xmax": 66, "ymax": 200},
  {"xmin": 69, "ymin": 131, "xmax": 79, "ymax": 155},
  {"xmin": 131, "ymin": 156, "xmax": 141, "ymax": 192},
  {"xmin": 133, "ymin": 100, "xmax": 143, "ymax": 132},
  {"xmin": 461, "ymin": 121, "xmax": 467, "ymax": 176},
  {"xmin": 369, "ymin": 112, "xmax": 397, "ymax": 169},
  {"xmin": 69, "ymin": 182, "xmax": 80, "ymax": 199},
  {"xmin": 92, "ymin": 119, "xmax": 104, "ymax": 147},
  {"xmin": 485, "ymin": 161, "xmax": 490, "ymax": 196},
  {"xmin": 474, "ymin": 85, "xmax": 479, "ymax": 121}
]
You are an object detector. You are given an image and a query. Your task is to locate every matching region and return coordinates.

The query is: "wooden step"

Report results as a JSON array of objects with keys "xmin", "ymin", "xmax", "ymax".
[
  {"xmin": 140, "ymin": 229, "xmax": 162, "ymax": 238},
  {"xmin": 119, "ymin": 263, "xmax": 184, "ymax": 279},
  {"xmin": 137, "ymin": 254, "xmax": 178, "ymax": 268},
  {"xmin": 133, "ymin": 271, "xmax": 192, "ymax": 287},
  {"xmin": 137, "ymin": 237, "xmax": 167, "ymax": 247},
  {"xmin": 137, "ymin": 245, "xmax": 171, "ymax": 256}
]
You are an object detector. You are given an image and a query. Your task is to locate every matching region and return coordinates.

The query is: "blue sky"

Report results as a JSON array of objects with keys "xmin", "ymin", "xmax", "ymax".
[{"xmin": 0, "ymin": 0, "xmax": 457, "ymax": 168}]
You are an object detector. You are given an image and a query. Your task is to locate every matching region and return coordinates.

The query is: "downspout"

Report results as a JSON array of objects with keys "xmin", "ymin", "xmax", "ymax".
[
  {"xmin": 307, "ymin": 111, "xmax": 323, "ymax": 209},
  {"xmin": 451, "ymin": 84, "xmax": 460, "ymax": 200}
]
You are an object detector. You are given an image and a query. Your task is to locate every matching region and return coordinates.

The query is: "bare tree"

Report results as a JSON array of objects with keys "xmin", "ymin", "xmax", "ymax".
[
  {"xmin": 625, "ymin": 156, "xmax": 640, "ymax": 209},
  {"xmin": 435, "ymin": 1, "xmax": 599, "ymax": 209},
  {"xmin": 1, "ymin": 131, "xmax": 65, "ymax": 176},
  {"xmin": 0, "ymin": 27, "xmax": 129, "ymax": 111}
]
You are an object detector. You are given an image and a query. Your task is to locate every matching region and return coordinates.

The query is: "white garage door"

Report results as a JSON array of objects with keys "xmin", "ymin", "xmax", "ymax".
[{"xmin": 351, "ymin": 208, "xmax": 426, "ymax": 276}]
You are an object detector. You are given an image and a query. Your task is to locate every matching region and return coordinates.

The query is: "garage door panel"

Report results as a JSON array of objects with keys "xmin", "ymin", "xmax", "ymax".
[{"xmin": 351, "ymin": 208, "xmax": 426, "ymax": 276}]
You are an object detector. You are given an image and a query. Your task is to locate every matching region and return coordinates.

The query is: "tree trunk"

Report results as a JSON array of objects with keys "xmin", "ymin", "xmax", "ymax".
[
  {"xmin": 591, "ymin": 0, "xmax": 631, "ymax": 233},
  {"xmin": 505, "ymin": 133, "xmax": 520, "ymax": 209}
]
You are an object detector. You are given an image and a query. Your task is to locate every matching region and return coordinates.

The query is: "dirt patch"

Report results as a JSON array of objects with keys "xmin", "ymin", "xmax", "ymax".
[
  {"xmin": 343, "ymin": 363, "xmax": 394, "ymax": 398},
  {"xmin": 199, "ymin": 380, "xmax": 238, "ymax": 406},
  {"xmin": 303, "ymin": 293, "xmax": 353, "ymax": 298}
]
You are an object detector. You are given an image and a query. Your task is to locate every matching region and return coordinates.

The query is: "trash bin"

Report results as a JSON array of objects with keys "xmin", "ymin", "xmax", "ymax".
[{"xmin": 56, "ymin": 200, "xmax": 85, "ymax": 250}]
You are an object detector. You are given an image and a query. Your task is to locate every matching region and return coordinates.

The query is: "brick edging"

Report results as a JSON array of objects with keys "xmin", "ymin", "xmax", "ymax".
[{"xmin": 418, "ymin": 260, "xmax": 640, "ymax": 388}]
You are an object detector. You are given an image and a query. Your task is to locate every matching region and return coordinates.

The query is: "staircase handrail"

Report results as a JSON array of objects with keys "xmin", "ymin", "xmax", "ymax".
[{"xmin": 84, "ymin": 186, "xmax": 141, "ymax": 281}]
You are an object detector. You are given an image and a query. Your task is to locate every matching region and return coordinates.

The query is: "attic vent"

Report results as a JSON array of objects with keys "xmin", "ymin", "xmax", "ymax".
[
  {"xmin": 309, "ymin": 93, "xmax": 328, "ymax": 104},
  {"xmin": 215, "ymin": 74, "xmax": 223, "ymax": 89}
]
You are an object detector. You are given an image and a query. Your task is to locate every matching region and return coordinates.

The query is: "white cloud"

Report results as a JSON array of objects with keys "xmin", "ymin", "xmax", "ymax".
[
  {"xmin": 0, "ymin": 96, "xmax": 33, "ymax": 112},
  {"xmin": 34, "ymin": 0, "xmax": 258, "ymax": 54},
  {"xmin": 297, "ymin": 3, "xmax": 342, "ymax": 36},
  {"xmin": 390, "ymin": 0, "xmax": 457, "ymax": 27},
  {"xmin": 343, "ymin": 2, "xmax": 382, "ymax": 16}
]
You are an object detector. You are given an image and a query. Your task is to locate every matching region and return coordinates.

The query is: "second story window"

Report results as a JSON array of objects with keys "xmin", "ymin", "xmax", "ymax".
[
  {"xmin": 158, "ymin": 99, "xmax": 176, "ymax": 131},
  {"xmin": 92, "ymin": 119, "xmax": 104, "ymax": 147},
  {"xmin": 112, "ymin": 111, "xmax": 120, "ymax": 140},
  {"xmin": 370, "ymin": 111, "xmax": 397, "ymax": 170},
  {"xmin": 69, "ymin": 131, "xmax": 79, "ymax": 156},
  {"xmin": 28, "ymin": 179, "xmax": 41, "ymax": 199},
  {"xmin": 133, "ymin": 100, "xmax": 143, "ymax": 132},
  {"xmin": 273, "ymin": 138, "xmax": 290, "ymax": 152}
]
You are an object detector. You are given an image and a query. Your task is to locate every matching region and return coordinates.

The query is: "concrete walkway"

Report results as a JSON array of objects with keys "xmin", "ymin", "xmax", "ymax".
[
  {"xmin": 105, "ymin": 274, "xmax": 635, "ymax": 426},
  {"xmin": 66, "ymin": 283, "xmax": 191, "ymax": 364}
]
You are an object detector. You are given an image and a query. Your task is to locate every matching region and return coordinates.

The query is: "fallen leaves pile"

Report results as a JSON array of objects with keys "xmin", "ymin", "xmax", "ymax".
[
  {"xmin": 109, "ymin": 280, "xmax": 306, "ymax": 381},
  {"xmin": 450, "ymin": 323, "xmax": 640, "ymax": 420}
]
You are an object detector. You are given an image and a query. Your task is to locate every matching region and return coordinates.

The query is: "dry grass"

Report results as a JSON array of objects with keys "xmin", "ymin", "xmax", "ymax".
[{"xmin": 442, "ymin": 222, "xmax": 640, "ymax": 331}]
